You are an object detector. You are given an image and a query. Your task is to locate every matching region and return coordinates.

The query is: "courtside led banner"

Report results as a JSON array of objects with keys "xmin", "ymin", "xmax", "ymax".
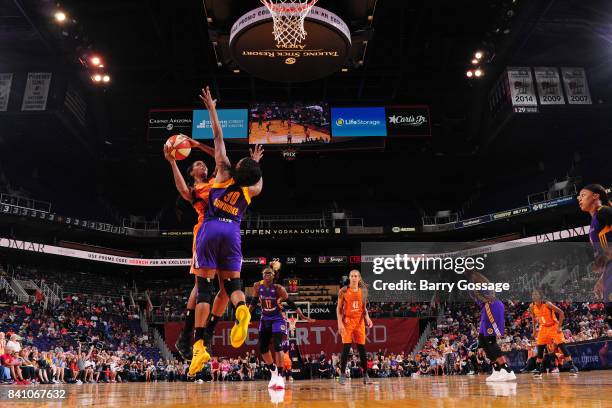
[
  {"xmin": 192, "ymin": 109, "xmax": 248, "ymax": 139},
  {"xmin": 331, "ymin": 107, "xmax": 387, "ymax": 137},
  {"xmin": 0, "ymin": 225, "xmax": 590, "ymax": 267}
]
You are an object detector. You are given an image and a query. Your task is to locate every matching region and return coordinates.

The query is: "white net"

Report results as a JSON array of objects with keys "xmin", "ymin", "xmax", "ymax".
[
  {"xmin": 287, "ymin": 316, "xmax": 297, "ymax": 336},
  {"xmin": 260, "ymin": 0, "xmax": 318, "ymax": 48}
]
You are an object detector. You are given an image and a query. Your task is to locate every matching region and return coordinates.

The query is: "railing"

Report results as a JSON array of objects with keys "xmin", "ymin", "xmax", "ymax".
[
  {"xmin": 9, "ymin": 278, "xmax": 29, "ymax": 303},
  {"xmin": 139, "ymin": 310, "xmax": 149, "ymax": 334},
  {"xmin": 422, "ymin": 213, "xmax": 460, "ymax": 227},
  {"xmin": 0, "ymin": 277, "xmax": 19, "ymax": 300},
  {"xmin": 410, "ymin": 323, "xmax": 431, "ymax": 360},
  {"xmin": 39, "ymin": 280, "xmax": 60, "ymax": 309},
  {"xmin": 244, "ymin": 211, "xmax": 365, "ymax": 229},
  {"xmin": 528, "ymin": 183, "xmax": 578, "ymax": 205},
  {"xmin": 144, "ymin": 292, "xmax": 153, "ymax": 311},
  {"xmin": 0, "ymin": 193, "xmax": 51, "ymax": 212},
  {"xmin": 51, "ymin": 282, "xmax": 62, "ymax": 300},
  {"xmin": 153, "ymin": 328, "xmax": 173, "ymax": 361}
]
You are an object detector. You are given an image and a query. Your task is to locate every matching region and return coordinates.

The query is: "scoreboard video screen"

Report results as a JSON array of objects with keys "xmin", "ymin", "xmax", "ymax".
[{"xmin": 249, "ymin": 102, "xmax": 331, "ymax": 145}]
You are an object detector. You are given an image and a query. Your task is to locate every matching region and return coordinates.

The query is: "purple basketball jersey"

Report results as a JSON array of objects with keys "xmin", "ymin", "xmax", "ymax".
[{"xmin": 206, "ymin": 178, "xmax": 251, "ymax": 222}]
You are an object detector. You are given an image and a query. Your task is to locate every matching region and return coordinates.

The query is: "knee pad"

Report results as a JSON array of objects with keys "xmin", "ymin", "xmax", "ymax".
[
  {"xmin": 273, "ymin": 332, "xmax": 284, "ymax": 351},
  {"xmin": 196, "ymin": 277, "xmax": 214, "ymax": 305},
  {"xmin": 223, "ymin": 278, "xmax": 242, "ymax": 297}
]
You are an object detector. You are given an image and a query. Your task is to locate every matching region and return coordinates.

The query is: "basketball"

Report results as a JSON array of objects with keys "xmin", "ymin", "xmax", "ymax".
[{"xmin": 165, "ymin": 134, "xmax": 191, "ymax": 160}]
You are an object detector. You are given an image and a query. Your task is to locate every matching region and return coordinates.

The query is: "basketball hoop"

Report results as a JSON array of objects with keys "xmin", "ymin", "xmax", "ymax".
[
  {"xmin": 260, "ymin": 0, "xmax": 319, "ymax": 48},
  {"xmin": 287, "ymin": 316, "xmax": 297, "ymax": 336}
]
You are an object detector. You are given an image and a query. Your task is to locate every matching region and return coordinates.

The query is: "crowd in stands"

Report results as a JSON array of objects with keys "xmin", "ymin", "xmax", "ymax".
[
  {"xmin": 0, "ymin": 265, "xmax": 609, "ymax": 385},
  {"xmin": 412, "ymin": 301, "xmax": 610, "ymax": 377},
  {"xmin": 0, "ymin": 291, "xmax": 165, "ymax": 385}
]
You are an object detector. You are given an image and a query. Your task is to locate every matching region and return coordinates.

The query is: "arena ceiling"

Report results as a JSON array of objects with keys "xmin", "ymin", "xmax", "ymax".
[{"xmin": 1, "ymin": 0, "xmax": 610, "ymax": 219}]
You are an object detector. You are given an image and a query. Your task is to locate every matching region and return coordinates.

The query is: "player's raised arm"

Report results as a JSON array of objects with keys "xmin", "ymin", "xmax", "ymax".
[
  {"xmin": 163, "ymin": 144, "xmax": 192, "ymax": 202},
  {"xmin": 199, "ymin": 86, "xmax": 230, "ymax": 181},
  {"xmin": 184, "ymin": 136, "xmax": 215, "ymax": 157},
  {"xmin": 247, "ymin": 145, "xmax": 264, "ymax": 198}
]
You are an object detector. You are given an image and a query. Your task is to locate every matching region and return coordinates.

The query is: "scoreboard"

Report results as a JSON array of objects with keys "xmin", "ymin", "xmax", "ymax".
[{"xmin": 245, "ymin": 255, "xmax": 357, "ymax": 266}]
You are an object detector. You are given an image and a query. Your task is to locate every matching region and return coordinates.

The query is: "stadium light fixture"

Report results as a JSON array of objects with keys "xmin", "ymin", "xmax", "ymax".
[{"xmin": 54, "ymin": 11, "xmax": 67, "ymax": 23}]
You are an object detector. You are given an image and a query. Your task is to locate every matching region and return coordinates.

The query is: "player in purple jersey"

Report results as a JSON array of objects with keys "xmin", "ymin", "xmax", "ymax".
[
  {"xmin": 187, "ymin": 86, "xmax": 264, "ymax": 377},
  {"xmin": 465, "ymin": 270, "xmax": 516, "ymax": 382},
  {"xmin": 577, "ymin": 184, "xmax": 612, "ymax": 322},
  {"xmin": 249, "ymin": 263, "xmax": 313, "ymax": 390}
]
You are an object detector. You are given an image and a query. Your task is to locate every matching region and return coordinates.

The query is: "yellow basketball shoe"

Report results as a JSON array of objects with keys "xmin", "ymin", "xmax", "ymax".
[{"xmin": 230, "ymin": 304, "xmax": 251, "ymax": 348}]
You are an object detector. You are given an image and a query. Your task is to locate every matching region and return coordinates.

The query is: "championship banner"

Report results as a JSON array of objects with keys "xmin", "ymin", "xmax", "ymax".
[
  {"xmin": 506, "ymin": 67, "xmax": 538, "ymax": 113},
  {"xmin": 0, "ymin": 73, "xmax": 12, "ymax": 111},
  {"xmin": 385, "ymin": 106, "xmax": 431, "ymax": 137},
  {"xmin": 533, "ymin": 67, "xmax": 565, "ymax": 105},
  {"xmin": 147, "ymin": 109, "xmax": 193, "ymax": 140},
  {"xmin": 561, "ymin": 67, "xmax": 592, "ymax": 105},
  {"xmin": 21, "ymin": 72, "xmax": 52, "ymax": 111},
  {"xmin": 164, "ymin": 318, "xmax": 419, "ymax": 358}
]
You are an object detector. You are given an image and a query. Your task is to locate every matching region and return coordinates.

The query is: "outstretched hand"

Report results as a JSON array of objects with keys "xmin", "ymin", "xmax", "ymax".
[
  {"xmin": 199, "ymin": 86, "xmax": 217, "ymax": 110},
  {"xmin": 249, "ymin": 144, "xmax": 264, "ymax": 162},
  {"xmin": 163, "ymin": 144, "xmax": 174, "ymax": 162}
]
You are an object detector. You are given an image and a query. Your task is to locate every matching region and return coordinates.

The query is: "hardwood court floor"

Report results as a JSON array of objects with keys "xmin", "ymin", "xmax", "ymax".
[{"xmin": 4, "ymin": 371, "xmax": 611, "ymax": 408}]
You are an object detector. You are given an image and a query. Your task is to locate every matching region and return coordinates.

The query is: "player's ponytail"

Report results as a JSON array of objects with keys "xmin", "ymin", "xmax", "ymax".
[{"xmin": 351, "ymin": 269, "xmax": 368, "ymax": 301}]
